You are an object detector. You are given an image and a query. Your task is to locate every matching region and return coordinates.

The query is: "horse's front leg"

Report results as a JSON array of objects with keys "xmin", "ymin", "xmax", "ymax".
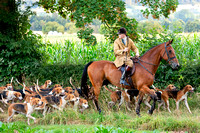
[
  {"xmin": 148, "ymin": 90, "xmax": 157, "ymax": 115},
  {"xmin": 136, "ymin": 91, "xmax": 144, "ymax": 117}
]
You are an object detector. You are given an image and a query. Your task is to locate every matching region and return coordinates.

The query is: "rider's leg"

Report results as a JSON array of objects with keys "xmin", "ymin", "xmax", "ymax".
[{"xmin": 120, "ymin": 65, "xmax": 132, "ymax": 85}]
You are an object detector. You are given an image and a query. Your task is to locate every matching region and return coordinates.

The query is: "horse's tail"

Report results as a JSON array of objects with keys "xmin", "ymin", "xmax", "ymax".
[{"xmin": 81, "ymin": 61, "xmax": 93, "ymax": 98}]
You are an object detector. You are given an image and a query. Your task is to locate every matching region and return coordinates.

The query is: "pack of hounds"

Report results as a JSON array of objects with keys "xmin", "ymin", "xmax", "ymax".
[
  {"xmin": 0, "ymin": 77, "xmax": 88, "ymax": 125},
  {"xmin": 0, "ymin": 77, "xmax": 195, "ymax": 125}
]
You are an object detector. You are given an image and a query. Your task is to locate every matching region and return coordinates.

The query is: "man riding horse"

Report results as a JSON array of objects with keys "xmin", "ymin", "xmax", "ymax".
[{"xmin": 114, "ymin": 27, "xmax": 139, "ymax": 86}]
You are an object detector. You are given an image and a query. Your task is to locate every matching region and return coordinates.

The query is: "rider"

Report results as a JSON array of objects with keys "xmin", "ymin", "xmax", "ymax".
[{"xmin": 114, "ymin": 27, "xmax": 140, "ymax": 86}]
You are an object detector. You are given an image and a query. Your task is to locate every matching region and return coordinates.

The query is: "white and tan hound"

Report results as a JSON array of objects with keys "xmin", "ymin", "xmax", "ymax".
[{"xmin": 7, "ymin": 97, "xmax": 42, "ymax": 125}]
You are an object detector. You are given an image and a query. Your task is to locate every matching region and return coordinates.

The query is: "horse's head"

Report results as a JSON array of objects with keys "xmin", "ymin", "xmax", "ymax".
[{"xmin": 161, "ymin": 39, "xmax": 179, "ymax": 69}]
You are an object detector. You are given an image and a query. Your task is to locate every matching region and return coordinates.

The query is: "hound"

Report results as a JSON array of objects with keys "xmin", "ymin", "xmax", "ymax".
[
  {"xmin": 0, "ymin": 90, "xmax": 23, "ymax": 104},
  {"xmin": 104, "ymin": 85, "xmax": 161, "ymax": 111},
  {"xmin": 7, "ymin": 97, "xmax": 42, "ymax": 125},
  {"xmin": 34, "ymin": 84, "xmax": 76, "ymax": 116},
  {"xmin": 155, "ymin": 84, "xmax": 194, "ymax": 113}
]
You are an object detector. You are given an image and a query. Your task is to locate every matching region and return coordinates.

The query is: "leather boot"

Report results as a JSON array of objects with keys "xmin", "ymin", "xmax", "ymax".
[{"xmin": 120, "ymin": 66, "xmax": 132, "ymax": 86}]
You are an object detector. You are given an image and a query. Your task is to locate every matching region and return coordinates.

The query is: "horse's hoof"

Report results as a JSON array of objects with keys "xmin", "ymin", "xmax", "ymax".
[
  {"xmin": 98, "ymin": 109, "xmax": 102, "ymax": 114},
  {"xmin": 136, "ymin": 113, "xmax": 141, "ymax": 117},
  {"xmin": 148, "ymin": 110, "xmax": 153, "ymax": 115}
]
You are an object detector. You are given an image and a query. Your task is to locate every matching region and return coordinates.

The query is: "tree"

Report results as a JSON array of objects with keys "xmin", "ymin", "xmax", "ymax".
[
  {"xmin": 174, "ymin": 9, "xmax": 195, "ymax": 23},
  {"xmin": 57, "ymin": 25, "xmax": 65, "ymax": 34},
  {"xmin": 138, "ymin": 20, "xmax": 164, "ymax": 34},
  {"xmin": 185, "ymin": 19, "xmax": 200, "ymax": 32},
  {"xmin": 65, "ymin": 22, "xmax": 78, "ymax": 34},
  {"xmin": 171, "ymin": 20, "xmax": 185, "ymax": 33},
  {"xmin": 161, "ymin": 19, "xmax": 171, "ymax": 29},
  {"xmin": 38, "ymin": 0, "xmax": 178, "ymax": 44},
  {"xmin": 42, "ymin": 21, "xmax": 61, "ymax": 34}
]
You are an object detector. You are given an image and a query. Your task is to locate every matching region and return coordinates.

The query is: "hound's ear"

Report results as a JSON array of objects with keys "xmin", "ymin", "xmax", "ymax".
[
  {"xmin": 52, "ymin": 90, "xmax": 57, "ymax": 96},
  {"xmin": 166, "ymin": 86, "xmax": 170, "ymax": 90},
  {"xmin": 14, "ymin": 92, "xmax": 18, "ymax": 97},
  {"xmin": 79, "ymin": 98, "xmax": 83, "ymax": 103},
  {"xmin": 65, "ymin": 95, "xmax": 70, "ymax": 100},
  {"xmin": 32, "ymin": 99, "xmax": 37, "ymax": 105}
]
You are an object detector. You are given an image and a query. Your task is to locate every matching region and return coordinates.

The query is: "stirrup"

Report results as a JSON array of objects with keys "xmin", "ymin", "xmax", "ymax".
[{"xmin": 120, "ymin": 79, "xmax": 129, "ymax": 86}]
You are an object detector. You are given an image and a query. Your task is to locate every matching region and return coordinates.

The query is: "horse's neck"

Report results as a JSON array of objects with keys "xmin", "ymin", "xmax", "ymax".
[{"xmin": 139, "ymin": 44, "xmax": 163, "ymax": 75}]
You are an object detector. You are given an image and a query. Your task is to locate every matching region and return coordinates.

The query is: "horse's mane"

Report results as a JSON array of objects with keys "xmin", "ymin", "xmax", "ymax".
[{"xmin": 140, "ymin": 43, "xmax": 163, "ymax": 58}]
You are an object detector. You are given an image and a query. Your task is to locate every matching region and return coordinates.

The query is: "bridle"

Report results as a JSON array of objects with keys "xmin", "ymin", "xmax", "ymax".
[
  {"xmin": 137, "ymin": 42, "xmax": 176, "ymax": 76},
  {"xmin": 162, "ymin": 42, "xmax": 176, "ymax": 62}
]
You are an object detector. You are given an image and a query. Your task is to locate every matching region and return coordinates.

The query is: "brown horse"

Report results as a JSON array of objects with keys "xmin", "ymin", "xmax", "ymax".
[{"xmin": 81, "ymin": 40, "xmax": 179, "ymax": 116}]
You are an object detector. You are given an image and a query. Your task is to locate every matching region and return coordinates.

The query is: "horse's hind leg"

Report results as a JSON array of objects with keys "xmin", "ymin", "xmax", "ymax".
[{"xmin": 92, "ymin": 85, "xmax": 102, "ymax": 114}]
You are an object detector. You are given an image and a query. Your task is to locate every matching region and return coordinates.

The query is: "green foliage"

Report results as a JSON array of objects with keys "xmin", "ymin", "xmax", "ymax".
[
  {"xmin": 28, "ymin": 64, "xmax": 85, "ymax": 87},
  {"xmin": 0, "ymin": 32, "xmax": 45, "ymax": 82},
  {"xmin": 99, "ymin": 24, "xmax": 109, "ymax": 35},
  {"xmin": 77, "ymin": 28, "xmax": 97, "ymax": 45},
  {"xmin": 30, "ymin": 13, "xmax": 70, "ymax": 31},
  {"xmin": 140, "ymin": 0, "xmax": 178, "ymax": 19},
  {"xmin": 161, "ymin": 19, "xmax": 171, "ymax": 29}
]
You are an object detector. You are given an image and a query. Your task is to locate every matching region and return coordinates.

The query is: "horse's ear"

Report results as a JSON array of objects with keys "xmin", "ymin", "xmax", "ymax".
[
  {"xmin": 167, "ymin": 39, "xmax": 173, "ymax": 46},
  {"xmin": 169, "ymin": 39, "xmax": 173, "ymax": 44}
]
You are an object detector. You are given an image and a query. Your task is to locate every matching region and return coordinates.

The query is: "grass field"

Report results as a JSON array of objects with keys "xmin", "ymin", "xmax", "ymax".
[
  {"xmin": 33, "ymin": 31, "xmax": 106, "ymax": 43},
  {"xmin": 0, "ymin": 90, "xmax": 199, "ymax": 133},
  {"xmin": 33, "ymin": 31, "xmax": 200, "ymax": 44}
]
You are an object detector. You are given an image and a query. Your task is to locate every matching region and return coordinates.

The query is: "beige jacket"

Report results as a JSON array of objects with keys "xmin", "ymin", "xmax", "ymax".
[{"xmin": 113, "ymin": 37, "xmax": 139, "ymax": 67}]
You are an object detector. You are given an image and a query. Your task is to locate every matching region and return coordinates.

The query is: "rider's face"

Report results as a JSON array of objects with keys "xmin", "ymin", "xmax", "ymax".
[{"xmin": 119, "ymin": 34, "xmax": 126, "ymax": 39}]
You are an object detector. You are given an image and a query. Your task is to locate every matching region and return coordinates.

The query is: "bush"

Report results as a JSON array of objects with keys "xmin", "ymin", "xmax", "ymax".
[{"xmin": 0, "ymin": 32, "xmax": 46, "ymax": 82}]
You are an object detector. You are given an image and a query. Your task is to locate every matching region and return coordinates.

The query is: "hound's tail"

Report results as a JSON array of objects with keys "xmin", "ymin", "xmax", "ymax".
[
  {"xmin": 152, "ymin": 85, "xmax": 163, "ymax": 92},
  {"xmin": 34, "ymin": 80, "xmax": 42, "ymax": 98},
  {"xmin": 103, "ymin": 85, "xmax": 113, "ymax": 93},
  {"xmin": 81, "ymin": 61, "xmax": 93, "ymax": 98},
  {"xmin": 69, "ymin": 77, "xmax": 76, "ymax": 89}
]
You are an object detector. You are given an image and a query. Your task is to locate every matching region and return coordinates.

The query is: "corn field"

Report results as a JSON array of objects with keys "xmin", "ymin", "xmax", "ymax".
[{"xmin": 41, "ymin": 34, "xmax": 200, "ymax": 65}]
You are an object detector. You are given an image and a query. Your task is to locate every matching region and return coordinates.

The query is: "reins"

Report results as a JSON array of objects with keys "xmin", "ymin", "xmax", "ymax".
[{"xmin": 136, "ymin": 42, "xmax": 176, "ymax": 76}]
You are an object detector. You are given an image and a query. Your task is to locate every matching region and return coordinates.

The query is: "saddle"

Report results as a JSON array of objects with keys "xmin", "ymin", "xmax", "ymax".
[{"xmin": 118, "ymin": 57, "xmax": 138, "ymax": 76}]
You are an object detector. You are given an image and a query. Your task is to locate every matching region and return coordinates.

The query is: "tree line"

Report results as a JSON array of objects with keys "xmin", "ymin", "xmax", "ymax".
[{"xmin": 30, "ymin": 9, "xmax": 200, "ymax": 34}]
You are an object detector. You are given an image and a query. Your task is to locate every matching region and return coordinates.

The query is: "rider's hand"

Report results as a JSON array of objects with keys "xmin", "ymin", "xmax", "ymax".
[
  {"xmin": 123, "ymin": 47, "xmax": 128, "ymax": 52},
  {"xmin": 135, "ymin": 53, "xmax": 140, "ymax": 58},
  {"xmin": 135, "ymin": 55, "xmax": 139, "ymax": 58}
]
